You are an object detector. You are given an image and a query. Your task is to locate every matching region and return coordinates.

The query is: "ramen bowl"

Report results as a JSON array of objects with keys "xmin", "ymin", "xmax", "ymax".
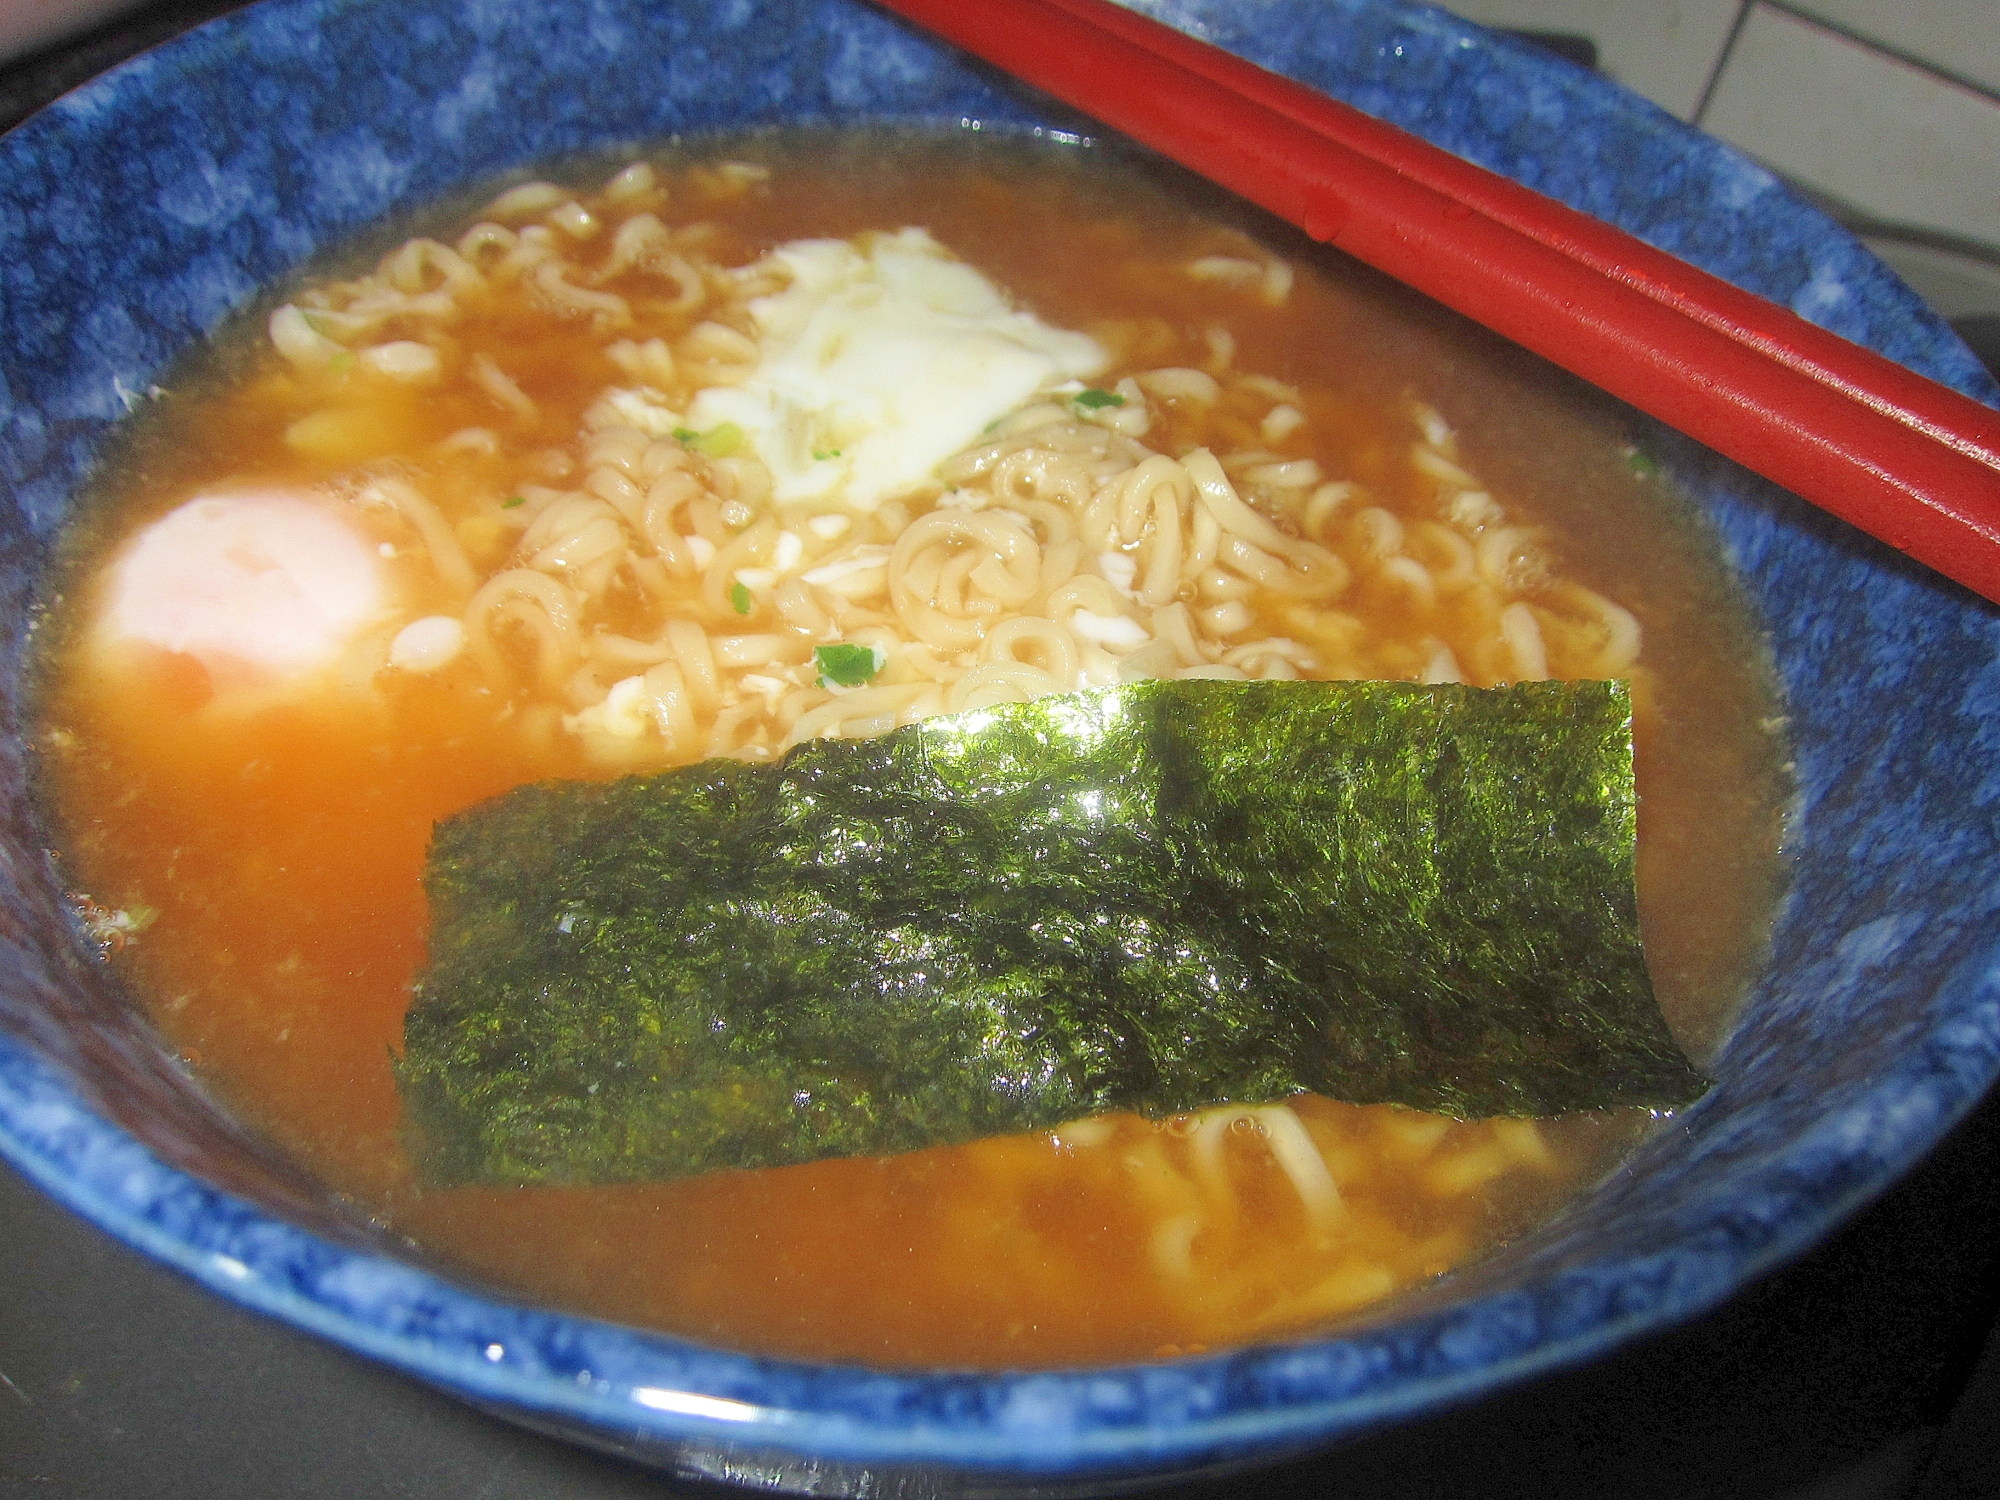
[{"xmin": 2, "ymin": 0, "xmax": 1997, "ymax": 1490}]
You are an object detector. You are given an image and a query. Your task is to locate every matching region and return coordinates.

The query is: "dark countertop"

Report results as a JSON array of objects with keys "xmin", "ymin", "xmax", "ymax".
[{"xmin": 5, "ymin": 6, "xmax": 2000, "ymax": 1498}]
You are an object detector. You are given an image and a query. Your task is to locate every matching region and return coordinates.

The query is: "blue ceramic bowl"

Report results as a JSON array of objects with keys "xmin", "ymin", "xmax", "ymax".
[{"xmin": 3, "ymin": 0, "xmax": 1998, "ymax": 1490}]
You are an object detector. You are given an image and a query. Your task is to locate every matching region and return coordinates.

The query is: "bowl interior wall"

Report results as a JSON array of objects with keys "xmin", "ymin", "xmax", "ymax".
[{"xmin": 2, "ymin": 0, "xmax": 1998, "ymax": 1480}]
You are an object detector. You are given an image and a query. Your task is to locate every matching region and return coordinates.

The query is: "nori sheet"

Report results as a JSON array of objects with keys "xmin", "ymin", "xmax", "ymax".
[{"xmin": 399, "ymin": 679, "xmax": 1703, "ymax": 1186}]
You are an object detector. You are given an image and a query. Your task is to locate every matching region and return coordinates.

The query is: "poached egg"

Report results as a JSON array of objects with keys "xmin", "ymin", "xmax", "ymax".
[{"xmin": 686, "ymin": 228, "xmax": 1108, "ymax": 509}]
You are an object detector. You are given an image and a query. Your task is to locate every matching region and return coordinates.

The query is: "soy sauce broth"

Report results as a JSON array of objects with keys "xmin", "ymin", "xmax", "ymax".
[{"xmin": 32, "ymin": 133, "xmax": 1787, "ymax": 1367}]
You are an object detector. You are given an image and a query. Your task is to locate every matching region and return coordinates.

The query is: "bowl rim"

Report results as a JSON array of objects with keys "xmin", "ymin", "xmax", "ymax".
[{"xmin": 4, "ymin": 0, "xmax": 2000, "ymax": 1484}]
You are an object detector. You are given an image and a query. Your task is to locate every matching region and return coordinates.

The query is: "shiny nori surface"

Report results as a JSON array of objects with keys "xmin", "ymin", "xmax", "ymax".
[{"xmin": 399, "ymin": 680, "xmax": 1701, "ymax": 1185}]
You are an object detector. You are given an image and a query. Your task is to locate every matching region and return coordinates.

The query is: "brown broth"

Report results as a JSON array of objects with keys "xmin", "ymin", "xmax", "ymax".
[{"xmin": 32, "ymin": 133, "xmax": 1788, "ymax": 1369}]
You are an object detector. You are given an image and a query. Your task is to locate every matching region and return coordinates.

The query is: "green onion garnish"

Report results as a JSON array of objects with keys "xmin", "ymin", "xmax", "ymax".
[
  {"xmin": 814, "ymin": 642, "xmax": 881, "ymax": 688},
  {"xmin": 675, "ymin": 423, "xmax": 745, "ymax": 458}
]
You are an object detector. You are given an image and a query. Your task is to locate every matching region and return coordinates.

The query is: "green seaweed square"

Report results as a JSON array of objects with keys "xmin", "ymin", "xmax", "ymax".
[{"xmin": 399, "ymin": 679, "xmax": 1700, "ymax": 1186}]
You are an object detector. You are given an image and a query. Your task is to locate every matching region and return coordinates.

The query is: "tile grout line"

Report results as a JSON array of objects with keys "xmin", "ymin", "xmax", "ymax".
[
  {"xmin": 1690, "ymin": 0, "xmax": 1756, "ymax": 127},
  {"xmin": 1758, "ymin": 0, "xmax": 2000, "ymax": 110}
]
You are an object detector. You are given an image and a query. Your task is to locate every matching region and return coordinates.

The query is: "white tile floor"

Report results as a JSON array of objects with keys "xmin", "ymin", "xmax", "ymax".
[
  {"xmin": 1444, "ymin": 0, "xmax": 2000, "ymax": 258},
  {"xmin": 1703, "ymin": 5, "xmax": 2000, "ymax": 251},
  {"xmin": 1422, "ymin": 0, "xmax": 1742, "ymax": 118},
  {"xmin": 1788, "ymin": 0, "xmax": 2000, "ymax": 99}
]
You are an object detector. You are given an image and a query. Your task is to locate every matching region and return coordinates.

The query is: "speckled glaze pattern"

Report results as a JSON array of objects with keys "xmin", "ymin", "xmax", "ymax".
[{"xmin": 2, "ymin": 0, "xmax": 1999, "ymax": 1490}]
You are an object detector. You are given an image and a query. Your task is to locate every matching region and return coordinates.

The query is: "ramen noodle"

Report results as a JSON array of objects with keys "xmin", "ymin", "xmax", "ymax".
[{"xmin": 34, "ymin": 135, "xmax": 1788, "ymax": 1366}]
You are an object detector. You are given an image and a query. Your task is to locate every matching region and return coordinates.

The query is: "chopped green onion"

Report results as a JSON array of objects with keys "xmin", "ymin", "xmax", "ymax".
[
  {"xmin": 814, "ymin": 642, "xmax": 882, "ymax": 688},
  {"xmin": 729, "ymin": 581, "xmax": 753, "ymax": 615},
  {"xmin": 1072, "ymin": 388, "xmax": 1125, "ymax": 410},
  {"xmin": 300, "ymin": 311, "xmax": 336, "ymax": 338},
  {"xmin": 812, "ymin": 448, "xmax": 842, "ymax": 461},
  {"xmin": 501, "ymin": 495, "xmax": 527, "ymax": 509},
  {"xmin": 1625, "ymin": 449, "xmax": 1659, "ymax": 478},
  {"xmin": 674, "ymin": 423, "xmax": 745, "ymax": 459}
]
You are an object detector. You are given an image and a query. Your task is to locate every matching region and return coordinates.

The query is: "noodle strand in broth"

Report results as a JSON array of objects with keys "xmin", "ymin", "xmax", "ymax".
[{"xmin": 33, "ymin": 135, "xmax": 1788, "ymax": 1367}]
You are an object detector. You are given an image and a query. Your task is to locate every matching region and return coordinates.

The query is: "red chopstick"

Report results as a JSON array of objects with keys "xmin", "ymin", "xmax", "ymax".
[{"xmin": 871, "ymin": 0, "xmax": 2000, "ymax": 604}]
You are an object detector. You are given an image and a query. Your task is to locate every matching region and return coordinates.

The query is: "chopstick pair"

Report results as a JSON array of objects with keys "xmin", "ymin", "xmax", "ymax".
[{"xmin": 873, "ymin": 0, "xmax": 2000, "ymax": 605}]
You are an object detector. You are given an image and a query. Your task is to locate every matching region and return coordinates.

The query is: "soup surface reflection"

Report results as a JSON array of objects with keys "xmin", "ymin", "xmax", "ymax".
[{"xmin": 35, "ymin": 135, "xmax": 1787, "ymax": 1367}]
